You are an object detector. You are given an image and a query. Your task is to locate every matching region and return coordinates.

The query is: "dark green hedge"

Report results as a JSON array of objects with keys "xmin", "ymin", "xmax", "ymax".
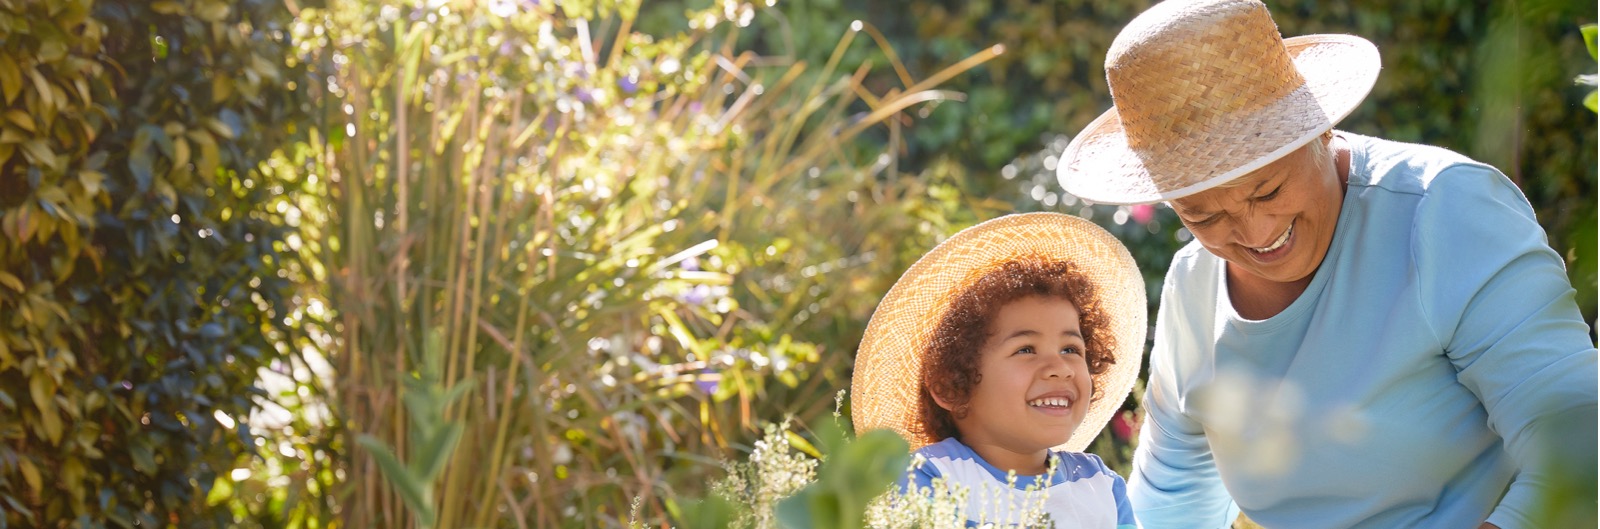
[{"xmin": 0, "ymin": 0, "xmax": 306, "ymax": 526}]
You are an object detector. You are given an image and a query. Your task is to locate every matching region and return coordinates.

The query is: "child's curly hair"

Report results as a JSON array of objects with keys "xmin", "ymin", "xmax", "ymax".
[{"xmin": 914, "ymin": 256, "xmax": 1118, "ymax": 443}]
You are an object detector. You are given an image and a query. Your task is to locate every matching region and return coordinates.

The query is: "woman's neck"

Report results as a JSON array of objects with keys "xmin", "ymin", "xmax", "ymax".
[{"xmin": 1226, "ymin": 268, "xmax": 1312, "ymax": 319}]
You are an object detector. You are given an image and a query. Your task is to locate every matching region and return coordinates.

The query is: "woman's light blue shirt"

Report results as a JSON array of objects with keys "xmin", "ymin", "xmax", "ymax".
[{"xmin": 1129, "ymin": 133, "xmax": 1598, "ymax": 529}]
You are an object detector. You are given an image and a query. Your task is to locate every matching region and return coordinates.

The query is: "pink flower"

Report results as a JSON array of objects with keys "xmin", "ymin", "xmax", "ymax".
[
  {"xmin": 1111, "ymin": 410, "xmax": 1141, "ymax": 441},
  {"xmin": 1130, "ymin": 204, "xmax": 1155, "ymax": 225}
]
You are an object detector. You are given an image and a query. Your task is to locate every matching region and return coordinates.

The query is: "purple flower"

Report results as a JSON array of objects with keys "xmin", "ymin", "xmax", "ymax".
[
  {"xmin": 695, "ymin": 370, "xmax": 720, "ymax": 394},
  {"xmin": 576, "ymin": 89, "xmax": 595, "ymax": 104},
  {"xmin": 682, "ymin": 257, "xmax": 701, "ymax": 271},
  {"xmin": 683, "ymin": 285, "xmax": 711, "ymax": 305},
  {"xmin": 618, "ymin": 77, "xmax": 638, "ymax": 94}
]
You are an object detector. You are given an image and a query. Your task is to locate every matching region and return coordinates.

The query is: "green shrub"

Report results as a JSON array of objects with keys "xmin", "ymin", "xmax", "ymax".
[{"xmin": 0, "ymin": 0, "xmax": 320, "ymax": 526}]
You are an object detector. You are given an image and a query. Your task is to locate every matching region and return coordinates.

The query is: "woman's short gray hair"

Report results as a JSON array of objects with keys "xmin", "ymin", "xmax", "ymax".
[{"xmin": 1212, "ymin": 130, "xmax": 1335, "ymax": 190}]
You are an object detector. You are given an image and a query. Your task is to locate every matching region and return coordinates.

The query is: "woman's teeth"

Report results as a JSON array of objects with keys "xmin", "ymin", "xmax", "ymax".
[{"xmin": 1252, "ymin": 222, "xmax": 1293, "ymax": 253}]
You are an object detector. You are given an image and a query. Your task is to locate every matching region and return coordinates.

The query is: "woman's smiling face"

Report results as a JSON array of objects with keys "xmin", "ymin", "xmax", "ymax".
[
  {"xmin": 942, "ymin": 296, "xmax": 1094, "ymax": 465},
  {"xmin": 1169, "ymin": 138, "xmax": 1345, "ymax": 286}
]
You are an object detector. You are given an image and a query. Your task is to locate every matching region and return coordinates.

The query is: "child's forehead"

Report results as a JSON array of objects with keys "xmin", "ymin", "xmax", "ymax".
[{"xmin": 985, "ymin": 295, "xmax": 1082, "ymax": 327}]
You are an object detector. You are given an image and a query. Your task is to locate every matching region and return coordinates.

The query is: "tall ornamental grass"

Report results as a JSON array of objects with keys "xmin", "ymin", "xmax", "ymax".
[{"xmin": 286, "ymin": 0, "xmax": 1002, "ymax": 526}]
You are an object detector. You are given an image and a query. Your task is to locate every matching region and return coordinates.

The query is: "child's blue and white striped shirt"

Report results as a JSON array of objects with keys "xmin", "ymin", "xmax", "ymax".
[{"xmin": 902, "ymin": 437, "xmax": 1136, "ymax": 528}]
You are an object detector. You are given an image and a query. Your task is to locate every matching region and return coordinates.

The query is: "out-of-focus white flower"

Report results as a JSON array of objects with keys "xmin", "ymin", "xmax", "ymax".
[{"xmin": 488, "ymin": 0, "xmax": 518, "ymax": 17}]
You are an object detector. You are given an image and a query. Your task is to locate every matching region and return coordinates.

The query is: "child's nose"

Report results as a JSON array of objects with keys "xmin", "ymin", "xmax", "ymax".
[{"xmin": 1044, "ymin": 355, "xmax": 1075, "ymax": 378}]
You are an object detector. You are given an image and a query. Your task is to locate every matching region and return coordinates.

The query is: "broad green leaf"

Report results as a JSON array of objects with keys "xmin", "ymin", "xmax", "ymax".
[
  {"xmin": 439, "ymin": 378, "xmax": 476, "ymax": 406},
  {"xmin": 28, "ymin": 374, "xmax": 54, "ymax": 414},
  {"xmin": 204, "ymin": 116, "xmax": 236, "ymax": 140},
  {"xmin": 786, "ymin": 430, "xmax": 822, "ymax": 459},
  {"xmin": 205, "ymin": 476, "xmax": 234, "ymax": 506},
  {"xmin": 211, "ymin": 74, "xmax": 233, "ymax": 103},
  {"xmin": 130, "ymin": 442, "xmax": 158, "ymax": 475},
  {"xmin": 17, "ymin": 458, "xmax": 43, "ymax": 494},
  {"xmin": 357, "ymin": 434, "xmax": 434, "ymax": 524},
  {"xmin": 0, "ymin": 271, "xmax": 22, "ymax": 292},
  {"xmin": 187, "ymin": 129, "xmax": 220, "ymax": 177},
  {"xmin": 129, "ymin": 125, "xmax": 157, "ymax": 192},
  {"xmin": 195, "ymin": 0, "xmax": 231, "ymax": 21},
  {"xmin": 1583, "ymin": 24, "xmax": 1597, "ymax": 59},
  {"xmin": 77, "ymin": 169, "xmax": 104, "ymax": 196},
  {"xmin": 173, "ymin": 136, "xmax": 192, "ymax": 170},
  {"xmin": 200, "ymin": 322, "xmax": 225, "ymax": 339},
  {"xmin": 414, "ymin": 423, "xmax": 463, "ymax": 481},
  {"xmin": 5, "ymin": 110, "xmax": 35, "ymax": 133},
  {"xmin": 149, "ymin": 0, "xmax": 183, "ymax": 14},
  {"xmin": 0, "ymin": 55, "xmax": 21, "ymax": 104},
  {"xmin": 60, "ymin": 457, "xmax": 85, "ymax": 491},
  {"xmin": 26, "ymin": 69, "xmax": 53, "ymax": 110},
  {"xmin": 19, "ymin": 139, "xmax": 57, "ymax": 170}
]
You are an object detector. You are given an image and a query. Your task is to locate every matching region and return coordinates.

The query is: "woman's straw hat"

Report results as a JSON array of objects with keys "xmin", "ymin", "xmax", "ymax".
[
  {"xmin": 851, "ymin": 213, "xmax": 1146, "ymax": 452},
  {"xmin": 1056, "ymin": 0, "xmax": 1381, "ymax": 205}
]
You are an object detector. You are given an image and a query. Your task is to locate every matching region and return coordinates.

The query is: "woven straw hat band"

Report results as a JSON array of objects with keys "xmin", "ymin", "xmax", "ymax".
[{"xmin": 1107, "ymin": 0, "xmax": 1306, "ymax": 149}]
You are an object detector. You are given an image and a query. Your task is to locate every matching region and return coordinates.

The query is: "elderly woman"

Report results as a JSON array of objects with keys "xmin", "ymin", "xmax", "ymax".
[{"xmin": 1055, "ymin": 1, "xmax": 1598, "ymax": 528}]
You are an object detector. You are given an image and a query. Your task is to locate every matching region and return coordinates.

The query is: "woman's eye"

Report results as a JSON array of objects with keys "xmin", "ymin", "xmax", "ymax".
[{"xmin": 1258, "ymin": 186, "xmax": 1281, "ymax": 201}]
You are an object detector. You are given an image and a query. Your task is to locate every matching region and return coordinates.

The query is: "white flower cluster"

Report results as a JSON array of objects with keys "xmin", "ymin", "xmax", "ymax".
[
  {"xmin": 711, "ymin": 419, "xmax": 820, "ymax": 529},
  {"xmin": 693, "ymin": 416, "xmax": 1059, "ymax": 529},
  {"xmin": 865, "ymin": 455, "xmax": 1057, "ymax": 529}
]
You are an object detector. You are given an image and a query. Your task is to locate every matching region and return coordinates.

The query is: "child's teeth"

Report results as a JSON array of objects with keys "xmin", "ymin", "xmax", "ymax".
[{"xmin": 1030, "ymin": 398, "xmax": 1070, "ymax": 407}]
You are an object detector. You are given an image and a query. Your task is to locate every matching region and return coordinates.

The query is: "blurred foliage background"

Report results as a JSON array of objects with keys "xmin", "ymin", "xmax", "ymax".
[{"xmin": 0, "ymin": 0, "xmax": 1593, "ymax": 527}]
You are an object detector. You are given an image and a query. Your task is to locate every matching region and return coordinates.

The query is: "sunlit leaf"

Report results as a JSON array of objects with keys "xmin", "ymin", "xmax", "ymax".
[
  {"xmin": 17, "ymin": 458, "xmax": 42, "ymax": 494},
  {"xmin": 0, "ymin": 271, "xmax": 22, "ymax": 293},
  {"xmin": 0, "ymin": 54, "xmax": 21, "ymax": 104}
]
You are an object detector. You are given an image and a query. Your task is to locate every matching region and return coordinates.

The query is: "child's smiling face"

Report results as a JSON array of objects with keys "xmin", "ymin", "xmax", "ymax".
[{"xmin": 937, "ymin": 295, "xmax": 1094, "ymax": 469}]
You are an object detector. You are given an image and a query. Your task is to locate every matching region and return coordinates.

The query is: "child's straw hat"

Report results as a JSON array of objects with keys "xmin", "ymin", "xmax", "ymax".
[
  {"xmin": 851, "ymin": 213, "xmax": 1146, "ymax": 452},
  {"xmin": 1057, "ymin": 0, "xmax": 1381, "ymax": 205}
]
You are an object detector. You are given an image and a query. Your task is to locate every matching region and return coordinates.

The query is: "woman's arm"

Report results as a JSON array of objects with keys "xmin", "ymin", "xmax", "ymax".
[
  {"xmin": 1127, "ymin": 277, "xmax": 1240, "ymax": 529},
  {"xmin": 1413, "ymin": 165, "xmax": 1599, "ymax": 529}
]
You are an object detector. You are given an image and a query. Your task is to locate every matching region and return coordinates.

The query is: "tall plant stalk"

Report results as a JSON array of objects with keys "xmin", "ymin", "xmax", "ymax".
[{"xmin": 291, "ymin": 1, "xmax": 1001, "ymax": 527}]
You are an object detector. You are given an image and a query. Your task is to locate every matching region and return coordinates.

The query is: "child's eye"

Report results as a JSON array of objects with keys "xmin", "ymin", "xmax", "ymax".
[
  {"xmin": 1014, "ymin": 346, "xmax": 1035, "ymax": 355},
  {"xmin": 1061, "ymin": 346, "xmax": 1081, "ymax": 356}
]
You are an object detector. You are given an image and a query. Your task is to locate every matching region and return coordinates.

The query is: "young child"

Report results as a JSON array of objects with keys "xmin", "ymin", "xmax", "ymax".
[{"xmin": 852, "ymin": 213, "xmax": 1145, "ymax": 528}]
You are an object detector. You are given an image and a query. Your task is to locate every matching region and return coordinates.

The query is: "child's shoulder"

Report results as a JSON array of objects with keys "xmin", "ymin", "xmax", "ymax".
[
  {"xmin": 1050, "ymin": 450, "xmax": 1121, "ymax": 481},
  {"xmin": 912, "ymin": 437, "xmax": 978, "ymax": 462}
]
